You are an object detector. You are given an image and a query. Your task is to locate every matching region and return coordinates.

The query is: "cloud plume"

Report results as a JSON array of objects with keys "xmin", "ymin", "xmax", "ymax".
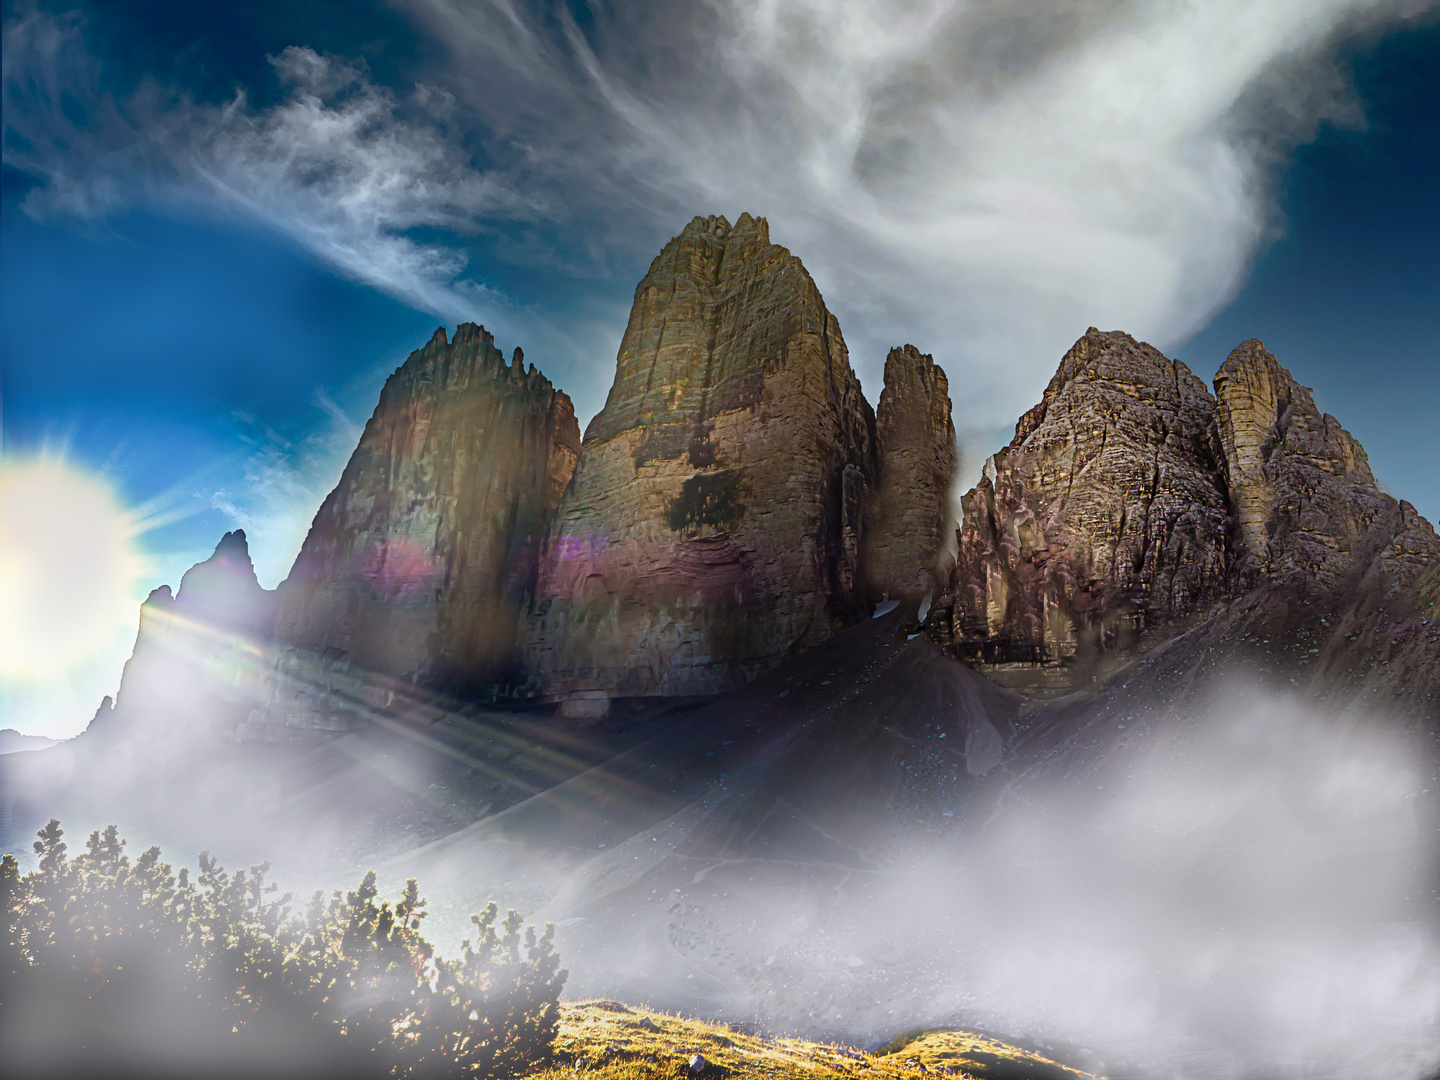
[
  {"xmin": 403, "ymin": 0, "xmax": 1438, "ymax": 438},
  {"xmin": 7, "ymin": 1, "xmax": 1439, "ymax": 438},
  {"xmin": 3, "ymin": 14, "xmax": 534, "ymax": 324}
]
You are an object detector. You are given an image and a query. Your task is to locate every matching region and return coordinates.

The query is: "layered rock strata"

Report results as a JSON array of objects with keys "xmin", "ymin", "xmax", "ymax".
[
  {"xmin": 252, "ymin": 324, "xmax": 580, "ymax": 736},
  {"xmin": 861, "ymin": 345, "xmax": 956, "ymax": 603},
  {"xmin": 931, "ymin": 329, "xmax": 1231, "ymax": 664},
  {"xmin": 524, "ymin": 214, "xmax": 877, "ymax": 717}
]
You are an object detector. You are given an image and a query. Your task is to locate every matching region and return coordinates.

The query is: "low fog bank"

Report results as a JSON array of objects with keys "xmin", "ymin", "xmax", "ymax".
[
  {"xmin": 492, "ymin": 688, "xmax": 1440, "ymax": 1080},
  {"xmin": 5, "ymin": 665, "xmax": 1439, "ymax": 1079}
]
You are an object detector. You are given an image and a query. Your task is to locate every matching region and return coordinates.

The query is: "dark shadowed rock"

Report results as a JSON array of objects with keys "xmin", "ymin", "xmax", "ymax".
[
  {"xmin": 94, "ymin": 530, "xmax": 277, "ymax": 742},
  {"xmin": 0, "ymin": 729, "xmax": 58, "ymax": 755},
  {"xmin": 250, "ymin": 324, "xmax": 580, "ymax": 737}
]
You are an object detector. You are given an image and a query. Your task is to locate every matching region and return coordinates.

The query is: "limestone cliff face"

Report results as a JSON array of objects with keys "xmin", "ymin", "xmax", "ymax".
[
  {"xmin": 928, "ymin": 330, "xmax": 1439, "ymax": 716},
  {"xmin": 1214, "ymin": 339, "xmax": 1432, "ymax": 593},
  {"xmin": 932, "ymin": 329, "xmax": 1230, "ymax": 663},
  {"xmin": 1213, "ymin": 340, "xmax": 1440, "ymax": 712},
  {"xmin": 861, "ymin": 345, "xmax": 956, "ymax": 604},
  {"xmin": 524, "ymin": 214, "xmax": 876, "ymax": 716},
  {"xmin": 254, "ymin": 324, "xmax": 579, "ymax": 735}
]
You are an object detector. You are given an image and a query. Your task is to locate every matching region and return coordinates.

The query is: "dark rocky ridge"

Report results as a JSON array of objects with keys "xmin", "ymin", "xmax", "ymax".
[
  {"xmin": 86, "ymin": 529, "xmax": 277, "ymax": 743},
  {"xmin": 928, "ymin": 330, "xmax": 1440, "ymax": 709}
]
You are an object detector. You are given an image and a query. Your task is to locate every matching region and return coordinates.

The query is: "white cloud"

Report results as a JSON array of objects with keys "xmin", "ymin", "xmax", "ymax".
[
  {"xmin": 5, "ymin": 0, "xmax": 1437, "ymax": 451},
  {"xmin": 2, "ymin": 14, "xmax": 546, "ymax": 339},
  {"xmin": 405, "ymin": 0, "xmax": 1436, "ymax": 447}
]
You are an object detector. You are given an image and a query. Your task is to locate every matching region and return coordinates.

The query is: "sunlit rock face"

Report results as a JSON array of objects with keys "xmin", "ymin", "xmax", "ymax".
[
  {"xmin": 927, "ymin": 330, "xmax": 1440, "ymax": 715},
  {"xmin": 94, "ymin": 530, "xmax": 276, "ymax": 742},
  {"xmin": 861, "ymin": 345, "xmax": 956, "ymax": 605},
  {"xmin": 1215, "ymin": 338, "xmax": 1437, "ymax": 592},
  {"xmin": 524, "ymin": 214, "xmax": 877, "ymax": 717},
  {"xmin": 1213, "ymin": 339, "xmax": 1440, "ymax": 708},
  {"xmin": 932, "ymin": 329, "xmax": 1230, "ymax": 665},
  {"xmin": 251, "ymin": 324, "xmax": 580, "ymax": 736}
]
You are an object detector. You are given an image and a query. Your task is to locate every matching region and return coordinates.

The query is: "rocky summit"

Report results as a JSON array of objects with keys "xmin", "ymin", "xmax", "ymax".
[
  {"xmin": 930, "ymin": 329, "xmax": 1230, "ymax": 671},
  {"xmin": 1215, "ymin": 337, "xmax": 1438, "ymax": 595},
  {"xmin": 253, "ymin": 324, "xmax": 581, "ymax": 736},
  {"xmin": 76, "ymin": 216, "xmax": 1439, "ymax": 743},
  {"xmin": 522, "ymin": 214, "xmax": 879, "ymax": 717},
  {"xmin": 928, "ymin": 328, "xmax": 1440, "ymax": 703},
  {"xmin": 90, "ymin": 529, "xmax": 277, "ymax": 741}
]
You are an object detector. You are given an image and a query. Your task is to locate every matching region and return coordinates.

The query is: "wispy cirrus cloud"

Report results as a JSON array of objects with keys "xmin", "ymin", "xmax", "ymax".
[
  {"xmin": 5, "ymin": 1, "xmax": 1438, "ymax": 443},
  {"xmin": 402, "ymin": 0, "xmax": 1438, "ymax": 445},
  {"xmin": 3, "ymin": 12, "xmax": 535, "ymax": 326}
]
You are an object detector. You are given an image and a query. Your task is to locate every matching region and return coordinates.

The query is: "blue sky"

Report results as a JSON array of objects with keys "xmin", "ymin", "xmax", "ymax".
[{"xmin": 2, "ymin": 0, "xmax": 1438, "ymax": 736}]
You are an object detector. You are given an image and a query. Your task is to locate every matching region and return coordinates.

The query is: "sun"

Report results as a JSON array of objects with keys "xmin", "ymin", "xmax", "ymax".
[{"xmin": 0, "ymin": 458, "xmax": 144, "ymax": 684}]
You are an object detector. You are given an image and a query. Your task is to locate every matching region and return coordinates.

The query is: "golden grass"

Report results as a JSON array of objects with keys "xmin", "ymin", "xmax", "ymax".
[{"xmin": 538, "ymin": 1000, "xmax": 1100, "ymax": 1080}]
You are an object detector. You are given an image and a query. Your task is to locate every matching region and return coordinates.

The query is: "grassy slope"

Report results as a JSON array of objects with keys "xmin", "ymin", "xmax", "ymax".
[{"xmin": 545, "ymin": 1001, "xmax": 1099, "ymax": 1080}]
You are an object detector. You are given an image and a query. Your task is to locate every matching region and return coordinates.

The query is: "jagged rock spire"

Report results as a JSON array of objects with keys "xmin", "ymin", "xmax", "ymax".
[{"xmin": 932, "ymin": 328, "xmax": 1230, "ymax": 668}]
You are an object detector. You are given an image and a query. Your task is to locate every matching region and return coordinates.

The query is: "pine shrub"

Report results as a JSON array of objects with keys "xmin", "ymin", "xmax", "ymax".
[{"xmin": 1, "ymin": 820, "xmax": 566, "ymax": 1078}]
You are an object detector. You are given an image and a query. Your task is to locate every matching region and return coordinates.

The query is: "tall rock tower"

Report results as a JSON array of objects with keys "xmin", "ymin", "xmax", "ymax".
[
  {"xmin": 524, "ymin": 214, "xmax": 876, "ymax": 718},
  {"xmin": 253, "ymin": 324, "xmax": 580, "ymax": 736},
  {"xmin": 861, "ymin": 345, "xmax": 956, "ymax": 603}
]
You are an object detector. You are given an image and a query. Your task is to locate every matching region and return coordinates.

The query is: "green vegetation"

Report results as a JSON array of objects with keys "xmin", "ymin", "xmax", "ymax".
[
  {"xmin": 2, "ymin": 820, "xmax": 566, "ymax": 1077},
  {"xmin": 1, "ymin": 822, "xmax": 1093, "ymax": 1080},
  {"xmin": 881, "ymin": 1027, "xmax": 929, "ymax": 1055}
]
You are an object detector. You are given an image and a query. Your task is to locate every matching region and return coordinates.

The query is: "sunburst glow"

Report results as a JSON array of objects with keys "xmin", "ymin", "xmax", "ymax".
[{"xmin": 0, "ymin": 458, "xmax": 144, "ymax": 684}]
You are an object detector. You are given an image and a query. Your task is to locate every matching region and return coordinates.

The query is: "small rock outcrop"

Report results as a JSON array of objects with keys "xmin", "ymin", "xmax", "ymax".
[
  {"xmin": 861, "ymin": 345, "xmax": 956, "ymax": 604},
  {"xmin": 931, "ymin": 329, "xmax": 1230, "ymax": 665},
  {"xmin": 252, "ymin": 324, "xmax": 580, "ymax": 736},
  {"xmin": 99, "ymin": 530, "xmax": 276, "ymax": 740},
  {"xmin": 523, "ymin": 214, "xmax": 876, "ymax": 717}
]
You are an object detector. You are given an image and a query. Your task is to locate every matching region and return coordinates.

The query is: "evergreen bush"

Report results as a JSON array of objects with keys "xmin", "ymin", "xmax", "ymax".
[{"xmin": 0, "ymin": 820, "xmax": 566, "ymax": 1078}]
